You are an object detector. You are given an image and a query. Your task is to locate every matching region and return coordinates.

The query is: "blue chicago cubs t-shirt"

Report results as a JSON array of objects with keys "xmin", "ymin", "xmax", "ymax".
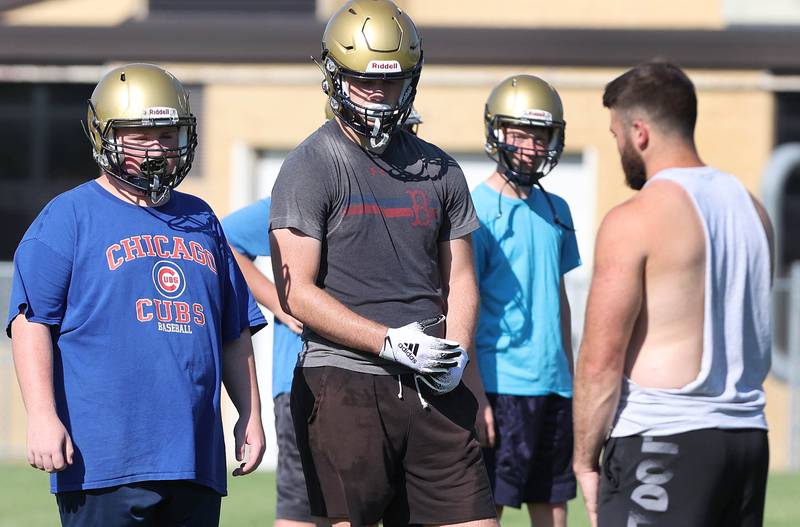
[
  {"xmin": 7, "ymin": 180, "xmax": 266, "ymax": 495},
  {"xmin": 222, "ymin": 198, "xmax": 303, "ymax": 399},
  {"xmin": 472, "ymin": 182, "xmax": 580, "ymax": 397}
]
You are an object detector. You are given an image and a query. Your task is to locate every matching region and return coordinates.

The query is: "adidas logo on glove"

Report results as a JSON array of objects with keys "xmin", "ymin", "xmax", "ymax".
[{"xmin": 397, "ymin": 342, "xmax": 420, "ymax": 362}]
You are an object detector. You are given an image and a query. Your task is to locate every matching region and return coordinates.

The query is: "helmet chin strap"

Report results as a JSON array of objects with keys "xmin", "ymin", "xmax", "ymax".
[
  {"xmin": 149, "ymin": 176, "xmax": 170, "ymax": 206},
  {"xmin": 369, "ymin": 116, "xmax": 390, "ymax": 150},
  {"xmin": 141, "ymin": 157, "xmax": 171, "ymax": 205},
  {"xmin": 496, "ymin": 163, "xmax": 575, "ymax": 232}
]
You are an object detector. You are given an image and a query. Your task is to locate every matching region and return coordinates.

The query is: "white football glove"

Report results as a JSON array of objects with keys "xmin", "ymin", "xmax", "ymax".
[
  {"xmin": 380, "ymin": 317, "xmax": 461, "ymax": 374},
  {"xmin": 415, "ymin": 347, "xmax": 468, "ymax": 395}
]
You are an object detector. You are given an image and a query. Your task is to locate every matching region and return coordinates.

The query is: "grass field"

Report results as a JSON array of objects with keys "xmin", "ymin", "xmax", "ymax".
[{"xmin": 1, "ymin": 464, "xmax": 798, "ymax": 526}]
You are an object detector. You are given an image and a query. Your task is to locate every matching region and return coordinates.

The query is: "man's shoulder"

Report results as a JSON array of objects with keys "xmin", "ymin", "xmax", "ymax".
[
  {"xmin": 535, "ymin": 187, "xmax": 570, "ymax": 210},
  {"xmin": 598, "ymin": 186, "xmax": 685, "ymax": 255},
  {"xmin": 404, "ymin": 133, "xmax": 459, "ymax": 166},
  {"xmin": 169, "ymin": 190, "xmax": 216, "ymax": 215},
  {"xmin": 470, "ymin": 182, "xmax": 498, "ymax": 214},
  {"xmin": 635, "ymin": 177, "xmax": 703, "ymax": 225},
  {"xmin": 599, "ymin": 197, "xmax": 647, "ymax": 240},
  {"xmin": 398, "ymin": 134, "xmax": 467, "ymax": 191},
  {"xmin": 17, "ymin": 182, "xmax": 97, "ymax": 255},
  {"xmin": 52, "ymin": 180, "xmax": 97, "ymax": 205},
  {"xmin": 284, "ymin": 121, "xmax": 341, "ymax": 167},
  {"xmin": 32, "ymin": 181, "xmax": 96, "ymax": 225}
]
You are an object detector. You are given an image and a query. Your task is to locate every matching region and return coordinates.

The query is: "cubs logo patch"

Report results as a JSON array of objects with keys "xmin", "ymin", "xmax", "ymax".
[{"xmin": 152, "ymin": 260, "xmax": 186, "ymax": 299}]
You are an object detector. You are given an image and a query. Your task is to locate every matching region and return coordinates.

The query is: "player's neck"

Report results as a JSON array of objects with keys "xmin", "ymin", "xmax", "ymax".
[
  {"xmin": 645, "ymin": 141, "xmax": 705, "ymax": 180},
  {"xmin": 95, "ymin": 173, "xmax": 167, "ymax": 208},
  {"xmin": 486, "ymin": 171, "xmax": 531, "ymax": 200}
]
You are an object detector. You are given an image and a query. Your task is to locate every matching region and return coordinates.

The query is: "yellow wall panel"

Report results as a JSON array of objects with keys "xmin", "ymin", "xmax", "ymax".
[
  {"xmin": 1, "ymin": 0, "xmax": 145, "ymax": 26},
  {"xmin": 320, "ymin": 0, "xmax": 724, "ymax": 29}
]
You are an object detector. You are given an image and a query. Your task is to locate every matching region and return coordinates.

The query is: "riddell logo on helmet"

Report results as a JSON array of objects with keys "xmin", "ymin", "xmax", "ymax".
[
  {"xmin": 142, "ymin": 107, "xmax": 179, "ymax": 119},
  {"xmin": 366, "ymin": 60, "xmax": 401, "ymax": 73},
  {"xmin": 521, "ymin": 108, "xmax": 553, "ymax": 122}
]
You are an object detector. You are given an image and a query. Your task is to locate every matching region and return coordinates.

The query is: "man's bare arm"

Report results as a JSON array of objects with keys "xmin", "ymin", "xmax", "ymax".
[
  {"xmin": 222, "ymin": 329, "xmax": 265, "ymax": 476},
  {"xmin": 441, "ymin": 235, "xmax": 495, "ymax": 445},
  {"xmin": 560, "ymin": 278, "xmax": 574, "ymax": 376},
  {"xmin": 229, "ymin": 246, "xmax": 302, "ymax": 334},
  {"xmin": 439, "ymin": 235, "xmax": 479, "ymax": 350},
  {"xmin": 573, "ymin": 203, "xmax": 646, "ymax": 524},
  {"xmin": 574, "ymin": 203, "xmax": 646, "ymax": 471},
  {"xmin": 269, "ymin": 228, "xmax": 387, "ymax": 354},
  {"xmin": 11, "ymin": 313, "xmax": 74, "ymax": 473}
]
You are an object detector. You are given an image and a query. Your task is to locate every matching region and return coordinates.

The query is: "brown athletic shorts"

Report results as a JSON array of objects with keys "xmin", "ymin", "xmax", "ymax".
[{"xmin": 290, "ymin": 366, "xmax": 497, "ymax": 526}]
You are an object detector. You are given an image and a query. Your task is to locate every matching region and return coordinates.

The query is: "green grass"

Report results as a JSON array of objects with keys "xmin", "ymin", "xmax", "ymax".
[{"xmin": 1, "ymin": 464, "xmax": 798, "ymax": 526}]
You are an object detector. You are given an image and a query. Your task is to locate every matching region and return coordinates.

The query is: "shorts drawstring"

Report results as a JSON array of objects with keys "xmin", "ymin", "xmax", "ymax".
[
  {"xmin": 396, "ymin": 374, "xmax": 430, "ymax": 410},
  {"xmin": 413, "ymin": 375, "xmax": 430, "ymax": 410}
]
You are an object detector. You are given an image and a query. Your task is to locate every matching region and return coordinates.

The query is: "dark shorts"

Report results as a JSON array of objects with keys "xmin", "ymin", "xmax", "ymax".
[
  {"xmin": 56, "ymin": 480, "xmax": 221, "ymax": 527},
  {"xmin": 599, "ymin": 428, "xmax": 769, "ymax": 527},
  {"xmin": 291, "ymin": 366, "xmax": 497, "ymax": 526},
  {"xmin": 274, "ymin": 392, "xmax": 313, "ymax": 522},
  {"xmin": 482, "ymin": 393, "xmax": 576, "ymax": 507}
]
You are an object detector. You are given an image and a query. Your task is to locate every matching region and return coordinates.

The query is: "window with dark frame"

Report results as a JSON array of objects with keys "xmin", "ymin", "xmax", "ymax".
[
  {"xmin": 0, "ymin": 82, "xmax": 96, "ymax": 261},
  {"xmin": 0, "ymin": 81, "xmax": 206, "ymax": 261}
]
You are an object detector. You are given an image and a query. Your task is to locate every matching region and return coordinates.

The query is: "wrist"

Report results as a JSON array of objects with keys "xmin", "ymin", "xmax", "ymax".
[
  {"xmin": 375, "ymin": 325, "xmax": 391, "ymax": 355},
  {"xmin": 573, "ymin": 460, "xmax": 601, "ymax": 474},
  {"xmin": 28, "ymin": 407, "xmax": 60, "ymax": 423},
  {"xmin": 26, "ymin": 399, "xmax": 57, "ymax": 416}
]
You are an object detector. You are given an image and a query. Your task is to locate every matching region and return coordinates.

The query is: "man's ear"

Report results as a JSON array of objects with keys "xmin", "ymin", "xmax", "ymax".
[{"xmin": 631, "ymin": 119, "xmax": 650, "ymax": 152}]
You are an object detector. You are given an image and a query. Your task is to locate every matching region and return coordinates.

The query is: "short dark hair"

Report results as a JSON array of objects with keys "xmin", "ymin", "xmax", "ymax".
[{"xmin": 603, "ymin": 61, "xmax": 697, "ymax": 139}]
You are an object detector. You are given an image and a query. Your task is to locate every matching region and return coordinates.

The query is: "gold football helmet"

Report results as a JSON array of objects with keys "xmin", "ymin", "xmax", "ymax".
[
  {"xmin": 319, "ymin": 0, "xmax": 422, "ymax": 149},
  {"xmin": 484, "ymin": 75, "xmax": 565, "ymax": 185},
  {"xmin": 86, "ymin": 63, "xmax": 197, "ymax": 204}
]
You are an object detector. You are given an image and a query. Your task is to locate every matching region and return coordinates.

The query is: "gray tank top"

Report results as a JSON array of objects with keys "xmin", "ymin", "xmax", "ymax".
[{"xmin": 611, "ymin": 166, "xmax": 772, "ymax": 437}]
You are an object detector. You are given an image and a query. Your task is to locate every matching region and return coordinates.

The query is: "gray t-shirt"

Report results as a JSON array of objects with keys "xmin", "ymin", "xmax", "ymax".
[{"xmin": 269, "ymin": 120, "xmax": 479, "ymax": 374}]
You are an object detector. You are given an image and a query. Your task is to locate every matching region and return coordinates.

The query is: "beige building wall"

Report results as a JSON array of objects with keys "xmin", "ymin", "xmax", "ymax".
[
  {"xmin": 3, "ymin": 0, "xmax": 725, "ymax": 29},
  {"xmin": 189, "ymin": 65, "xmax": 773, "ymax": 221},
  {"xmin": 318, "ymin": 0, "xmax": 725, "ymax": 29},
  {"xmin": 1, "ymin": 0, "xmax": 146, "ymax": 26}
]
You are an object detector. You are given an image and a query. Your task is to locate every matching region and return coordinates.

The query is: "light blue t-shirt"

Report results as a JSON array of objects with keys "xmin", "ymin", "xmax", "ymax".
[
  {"xmin": 222, "ymin": 198, "xmax": 303, "ymax": 399},
  {"xmin": 7, "ymin": 181, "xmax": 267, "ymax": 495},
  {"xmin": 471, "ymin": 182, "xmax": 581, "ymax": 397}
]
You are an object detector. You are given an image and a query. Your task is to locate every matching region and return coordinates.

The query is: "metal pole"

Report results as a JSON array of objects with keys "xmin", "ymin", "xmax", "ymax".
[{"xmin": 788, "ymin": 262, "xmax": 800, "ymax": 470}]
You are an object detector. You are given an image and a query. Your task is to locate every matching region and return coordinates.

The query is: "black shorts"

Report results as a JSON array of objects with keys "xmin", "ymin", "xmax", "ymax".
[
  {"xmin": 290, "ymin": 366, "xmax": 497, "ymax": 526},
  {"xmin": 483, "ymin": 393, "xmax": 576, "ymax": 507},
  {"xmin": 274, "ymin": 392, "xmax": 313, "ymax": 522},
  {"xmin": 56, "ymin": 481, "xmax": 221, "ymax": 527},
  {"xmin": 599, "ymin": 428, "xmax": 768, "ymax": 527}
]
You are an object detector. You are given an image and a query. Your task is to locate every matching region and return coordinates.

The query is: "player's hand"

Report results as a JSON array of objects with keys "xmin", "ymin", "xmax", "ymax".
[
  {"xmin": 415, "ymin": 347, "xmax": 468, "ymax": 394},
  {"xmin": 379, "ymin": 317, "xmax": 461, "ymax": 374},
  {"xmin": 27, "ymin": 412, "xmax": 74, "ymax": 473},
  {"xmin": 475, "ymin": 396, "xmax": 496, "ymax": 448},
  {"xmin": 275, "ymin": 310, "xmax": 303, "ymax": 335},
  {"xmin": 232, "ymin": 412, "xmax": 266, "ymax": 477},
  {"xmin": 575, "ymin": 467, "xmax": 600, "ymax": 527}
]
